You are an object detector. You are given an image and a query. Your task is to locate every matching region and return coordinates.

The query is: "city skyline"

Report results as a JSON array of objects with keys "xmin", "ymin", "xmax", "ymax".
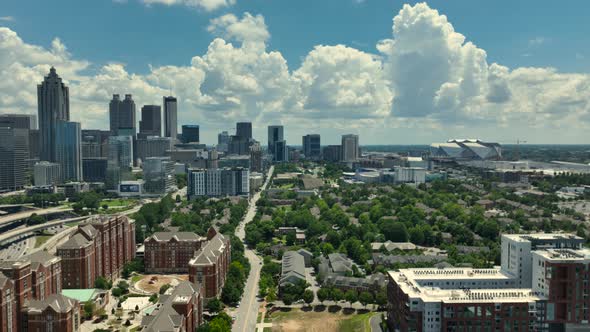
[{"xmin": 0, "ymin": 1, "xmax": 589, "ymax": 144}]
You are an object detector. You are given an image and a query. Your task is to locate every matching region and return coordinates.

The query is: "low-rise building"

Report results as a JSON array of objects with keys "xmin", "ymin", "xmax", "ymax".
[{"xmin": 280, "ymin": 251, "xmax": 306, "ymax": 288}]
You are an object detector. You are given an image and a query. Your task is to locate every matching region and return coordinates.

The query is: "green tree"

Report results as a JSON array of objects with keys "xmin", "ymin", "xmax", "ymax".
[
  {"xmin": 206, "ymin": 298, "xmax": 223, "ymax": 313},
  {"xmin": 148, "ymin": 294, "xmax": 158, "ymax": 303},
  {"xmin": 317, "ymin": 288, "xmax": 329, "ymax": 305},
  {"xmin": 302, "ymin": 289, "xmax": 314, "ymax": 307},
  {"xmin": 266, "ymin": 286, "xmax": 277, "ymax": 303},
  {"xmin": 94, "ymin": 276, "xmax": 111, "ymax": 290},
  {"xmin": 332, "ymin": 289, "xmax": 343, "ymax": 302},
  {"xmin": 359, "ymin": 291, "xmax": 373, "ymax": 309},
  {"xmin": 286, "ymin": 231, "xmax": 297, "ymax": 246},
  {"xmin": 375, "ymin": 291, "xmax": 387, "ymax": 309},
  {"xmin": 282, "ymin": 293, "xmax": 295, "ymax": 305},
  {"xmin": 344, "ymin": 290, "xmax": 357, "ymax": 307},
  {"xmin": 379, "ymin": 220, "xmax": 409, "ymax": 242},
  {"xmin": 159, "ymin": 284, "xmax": 171, "ymax": 295},
  {"xmin": 83, "ymin": 302, "xmax": 94, "ymax": 319}
]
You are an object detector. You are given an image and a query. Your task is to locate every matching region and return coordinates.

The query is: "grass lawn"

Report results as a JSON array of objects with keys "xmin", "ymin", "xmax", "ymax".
[
  {"xmin": 102, "ymin": 198, "xmax": 136, "ymax": 207},
  {"xmin": 34, "ymin": 235, "xmax": 52, "ymax": 248},
  {"xmin": 131, "ymin": 274, "xmax": 143, "ymax": 284},
  {"xmin": 279, "ymin": 183, "xmax": 294, "ymax": 189},
  {"xmin": 267, "ymin": 309, "xmax": 377, "ymax": 332},
  {"xmin": 64, "ymin": 221, "xmax": 81, "ymax": 227},
  {"xmin": 257, "ymin": 312, "xmax": 263, "ymax": 323}
]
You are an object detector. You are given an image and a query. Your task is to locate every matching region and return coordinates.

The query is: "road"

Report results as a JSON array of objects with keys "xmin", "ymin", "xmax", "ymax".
[
  {"xmin": 0, "ymin": 206, "xmax": 72, "ymax": 227},
  {"xmin": 232, "ymin": 165, "xmax": 274, "ymax": 332}
]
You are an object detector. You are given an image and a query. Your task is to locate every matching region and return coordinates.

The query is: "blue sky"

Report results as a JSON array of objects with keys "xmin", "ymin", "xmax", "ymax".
[
  {"xmin": 0, "ymin": 1, "xmax": 589, "ymax": 144},
  {"xmin": 3, "ymin": 0, "xmax": 589, "ymax": 74}
]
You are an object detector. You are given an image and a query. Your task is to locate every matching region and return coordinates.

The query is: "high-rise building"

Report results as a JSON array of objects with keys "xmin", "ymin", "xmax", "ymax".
[
  {"xmin": 323, "ymin": 145, "xmax": 342, "ymax": 162},
  {"xmin": 143, "ymin": 157, "xmax": 175, "ymax": 194},
  {"xmin": 0, "ymin": 127, "xmax": 30, "ymax": 190},
  {"xmin": 34, "ymin": 161, "xmax": 62, "ymax": 186},
  {"xmin": 250, "ymin": 142, "xmax": 263, "ymax": 172},
  {"xmin": 82, "ymin": 158, "xmax": 108, "ymax": 183},
  {"xmin": 302, "ymin": 134, "xmax": 321, "ymax": 160},
  {"xmin": 163, "ymin": 96, "xmax": 177, "ymax": 140},
  {"xmin": 55, "ymin": 121, "xmax": 82, "ymax": 182},
  {"xmin": 136, "ymin": 136, "xmax": 173, "ymax": 163},
  {"xmin": 236, "ymin": 122, "xmax": 252, "ymax": 140},
  {"xmin": 139, "ymin": 105, "xmax": 162, "ymax": 138},
  {"xmin": 0, "ymin": 114, "xmax": 37, "ymax": 129},
  {"xmin": 341, "ymin": 134, "xmax": 359, "ymax": 162},
  {"xmin": 228, "ymin": 136, "xmax": 251, "ymax": 155},
  {"xmin": 217, "ymin": 131, "xmax": 230, "ymax": 153},
  {"xmin": 187, "ymin": 167, "xmax": 249, "ymax": 199},
  {"xmin": 274, "ymin": 140, "xmax": 288, "ymax": 162},
  {"xmin": 267, "ymin": 125, "xmax": 284, "ymax": 157},
  {"xmin": 181, "ymin": 125, "xmax": 200, "ymax": 143},
  {"xmin": 29, "ymin": 129, "xmax": 40, "ymax": 160},
  {"xmin": 38, "ymin": 67, "xmax": 69, "ymax": 162},
  {"xmin": 109, "ymin": 94, "xmax": 137, "ymax": 136},
  {"xmin": 107, "ymin": 136, "xmax": 133, "ymax": 189},
  {"xmin": 81, "ymin": 130, "xmax": 111, "ymax": 159}
]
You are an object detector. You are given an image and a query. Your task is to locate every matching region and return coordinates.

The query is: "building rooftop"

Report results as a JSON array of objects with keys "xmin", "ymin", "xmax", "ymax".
[
  {"xmin": 534, "ymin": 248, "xmax": 590, "ymax": 262},
  {"xmin": 61, "ymin": 289, "xmax": 101, "ymax": 303},
  {"xmin": 395, "ymin": 268, "xmax": 512, "ymax": 281},
  {"xmin": 388, "ymin": 271, "xmax": 541, "ymax": 304},
  {"xmin": 188, "ymin": 232, "xmax": 228, "ymax": 266},
  {"xmin": 502, "ymin": 233, "xmax": 584, "ymax": 242},
  {"xmin": 280, "ymin": 251, "xmax": 306, "ymax": 286},
  {"xmin": 26, "ymin": 294, "xmax": 78, "ymax": 314},
  {"xmin": 146, "ymin": 232, "xmax": 205, "ymax": 242}
]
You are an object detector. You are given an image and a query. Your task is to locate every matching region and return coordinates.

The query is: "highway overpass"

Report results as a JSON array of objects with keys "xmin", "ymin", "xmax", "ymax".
[{"xmin": 0, "ymin": 216, "xmax": 89, "ymax": 247}]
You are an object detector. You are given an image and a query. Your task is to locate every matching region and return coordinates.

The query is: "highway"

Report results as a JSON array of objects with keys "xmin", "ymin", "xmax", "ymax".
[
  {"xmin": 0, "ymin": 216, "xmax": 89, "ymax": 246},
  {"xmin": 233, "ymin": 165, "xmax": 274, "ymax": 332},
  {"xmin": 0, "ymin": 206, "xmax": 73, "ymax": 228}
]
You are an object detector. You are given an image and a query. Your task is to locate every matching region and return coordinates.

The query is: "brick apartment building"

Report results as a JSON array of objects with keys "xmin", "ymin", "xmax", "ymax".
[
  {"xmin": 387, "ymin": 233, "xmax": 590, "ymax": 332},
  {"xmin": 57, "ymin": 215, "xmax": 135, "ymax": 289},
  {"xmin": 0, "ymin": 250, "xmax": 63, "ymax": 331},
  {"xmin": 188, "ymin": 228, "xmax": 231, "ymax": 300},
  {"xmin": 21, "ymin": 294, "xmax": 80, "ymax": 332},
  {"xmin": 144, "ymin": 232, "xmax": 206, "ymax": 273},
  {"xmin": 0, "ymin": 275, "xmax": 16, "ymax": 332},
  {"xmin": 140, "ymin": 281, "xmax": 203, "ymax": 331}
]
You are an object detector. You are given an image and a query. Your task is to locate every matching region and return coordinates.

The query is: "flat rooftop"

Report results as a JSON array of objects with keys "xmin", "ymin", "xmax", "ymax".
[
  {"xmin": 502, "ymin": 233, "xmax": 583, "ymax": 242},
  {"xmin": 396, "ymin": 268, "xmax": 512, "ymax": 281},
  {"xmin": 534, "ymin": 248, "xmax": 590, "ymax": 262},
  {"xmin": 388, "ymin": 271, "xmax": 542, "ymax": 304}
]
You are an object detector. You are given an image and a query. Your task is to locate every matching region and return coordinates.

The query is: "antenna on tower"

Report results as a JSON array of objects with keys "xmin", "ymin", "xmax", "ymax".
[{"xmin": 516, "ymin": 139, "xmax": 527, "ymax": 160}]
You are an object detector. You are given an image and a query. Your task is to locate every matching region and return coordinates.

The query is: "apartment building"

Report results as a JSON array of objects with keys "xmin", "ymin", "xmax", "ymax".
[
  {"xmin": 144, "ymin": 232, "xmax": 206, "ymax": 274},
  {"xmin": 188, "ymin": 228, "xmax": 231, "ymax": 300}
]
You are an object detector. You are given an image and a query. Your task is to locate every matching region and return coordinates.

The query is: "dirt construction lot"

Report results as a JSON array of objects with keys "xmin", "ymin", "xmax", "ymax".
[
  {"xmin": 135, "ymin": 274, "xmax": 188, "ymax": 294},
  {"xmin": 267, "ymin": 308, "xmax": 376, "ymax": 332}
]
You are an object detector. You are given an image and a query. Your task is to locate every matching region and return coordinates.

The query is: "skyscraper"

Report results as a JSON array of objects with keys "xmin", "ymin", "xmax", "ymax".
[
  {"xmin": 55, "ymin": 121, "xmax": 82, "ymax": 182},
  {"xmin": 217, "ymin": 131, "xmax": 230, "ymax": 153},
  {"xmin": 109, "ymin": 94, "xmax": 137, "ymax": 136},
  {"xmin": 139, "ymin": 105, "xmax": 161, "ymax": 138},
  {"xmin": 236, "ymin": 122, "xmax": 252, "ymax": 140},
  {"xmin": 267, "ymin": 125, "xmax": 284, "ymax": 157},
  {"xmin": 274, "ymin": 140, "xmax": 289, "ymax": 162},
  {"xmin": 0, "ymin": 114, "xmax": 37, "ymax": 129},
  {"xmin": 303, "ymin": 134, "xmax": 321, "ymax": 160},
  {"xmin": 163, "ymin": 96, "xmax": 177, "ymax": 140},
  {"xmin": 38, "ymin": 67, "xmax": 69, "ymax": 162},
  {"xmin": 181, "ymin": 125, "xmax": 200, "ymax": 143},
  {"xmin": 341, "ymin": 134, "xmax": 359, "ymax": 162},
  {"xmin": 0, "ymin": 128, "xmax": 30, "ymax": 190}
]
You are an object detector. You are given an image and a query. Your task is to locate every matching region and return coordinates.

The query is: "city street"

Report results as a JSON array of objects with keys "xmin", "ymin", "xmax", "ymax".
[{"xmin": 232, "ymin": 165, "xmax": 273, "ymax": 332}]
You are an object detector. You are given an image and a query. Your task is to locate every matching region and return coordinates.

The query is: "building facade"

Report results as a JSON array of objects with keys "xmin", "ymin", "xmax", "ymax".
[
  {"xmin": 82, "ymin": 158, "xmax": 107, "ymax": 183},
  {"xmin": 163, "ymin": 96, "xmax": 178, "ymax": 140},
  {"xmin": 109, "ymin": 94, "xmax": 136, "ymax": 136},
  {"xmin": 236, "ymin": 122, "xmax": 252, "ymax": 140},
  {"xmin": 181, "ymin": 125, "xmax": 200, "ymax": 143},
  {"xmin": 302, "ymin": 134, "xmax": 321, "ymax": 160},
  {"xmin": 139, "ymin": 105, "xmax": 161, "ymax": 138},
  {"xmin": 139, "ymin": 281, "xmax": 203, "ymax": 331},
  {"xmin": 144, "ymin": 232, "xmax": 206, "ymax": 273},
  {"xmin": 188, "ymin": 229, "xmax": 231, "ymax": 300},
  {"xmin": 0, "ymin": 114, "xmax": 37, "ymax": 130},
  {"xmin": 0, "ymin": 127, "xmax": 30, "ymax": 191},
  {"xmin": 322, "ymin": 145, "xmax": 342, "ymax": 162},
  {"xmin": 57, "ymin": 215, "xmax": 135, "ymax": 289},
  {"xmin": 55, "ymin": 121, "xmax": 82, "ymax": 182},
  {"xmin": 187, "ymin": 167, "xmax": 249, "ymax": 199},
  {"xmin": 143, "ymin": 157, "xmax": 176, "ymax": 194},
  {"xmin": 22, "ymin": 294, "xmax": 80, "ymax": 332},
  {"xmin": 136, "ymin": 136, "xmax": 173, "ymax": 163},
  {"xmin": 267, "ymin": 125, "xmax": 283, "ymax": 158},
  {"xmin": 38, "ymin": 67, "xmax": 69, "ymax": 163},
  {"xmin": 341, "ymin": 134, "xmax": 359, "ymax": 162}
]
